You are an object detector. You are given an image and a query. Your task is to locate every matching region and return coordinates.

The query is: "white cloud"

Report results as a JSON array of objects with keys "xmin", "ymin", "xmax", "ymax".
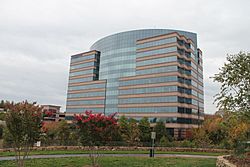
[{"xmin": 0, "ymin": 0, "xmax": 249, "ymax": 113}]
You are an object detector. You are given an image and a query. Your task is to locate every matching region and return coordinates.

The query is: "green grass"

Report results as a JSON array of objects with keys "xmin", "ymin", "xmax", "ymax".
[
  {"xmin": 0, "ymin": 150, "xmax": 224, "ymax": 157},
  {"xmin": 0, "ymin": 157, "xmax": 216, "ymax": 167}
]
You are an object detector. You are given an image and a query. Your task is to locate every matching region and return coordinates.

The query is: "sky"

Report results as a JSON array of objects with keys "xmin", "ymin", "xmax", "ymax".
[{"xmin": 0, "ymin": 0, "xmax": 249, "ymax": 114}]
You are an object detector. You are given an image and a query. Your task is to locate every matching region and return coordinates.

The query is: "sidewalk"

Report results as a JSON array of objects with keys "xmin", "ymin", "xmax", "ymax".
[{"xmin": 0, "ymin": 153, "xmax": 218, "ymax": 161}]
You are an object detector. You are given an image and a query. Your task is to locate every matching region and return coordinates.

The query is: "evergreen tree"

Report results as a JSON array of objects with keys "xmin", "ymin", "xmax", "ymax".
[
  {"xmin": 138, "ymin": 117, "xmax": 151, "ymax": 143},
  {"xmin": 154, "ymin": 121, "xmax": 166, "ymax": 142}
]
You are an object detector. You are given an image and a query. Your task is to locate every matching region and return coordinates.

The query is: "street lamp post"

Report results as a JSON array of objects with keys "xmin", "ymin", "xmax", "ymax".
[{"xmin": 150, "ymin": 132, "xmax": 156, "ymax": 157}]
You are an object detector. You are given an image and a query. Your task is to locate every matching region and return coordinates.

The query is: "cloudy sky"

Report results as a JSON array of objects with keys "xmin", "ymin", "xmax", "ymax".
[{"xmin": 0, "ymin": 0, "xmax": 249, "ymax": 113}]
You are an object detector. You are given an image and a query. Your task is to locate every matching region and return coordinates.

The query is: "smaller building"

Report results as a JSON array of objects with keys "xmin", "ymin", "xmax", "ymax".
[{"xmin": 41, "ymin": 105, "xmax": 65, "ymax": 122}]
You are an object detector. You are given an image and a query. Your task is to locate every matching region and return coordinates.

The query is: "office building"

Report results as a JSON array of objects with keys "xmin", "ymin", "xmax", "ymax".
[{"xmin": 66, "ymin": 29, "xmax": 204, "ymax": 138}]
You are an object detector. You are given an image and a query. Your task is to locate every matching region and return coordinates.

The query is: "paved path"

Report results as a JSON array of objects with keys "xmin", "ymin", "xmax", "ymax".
[{"xmin": 0, "ymin": 154, "xmax": 217, "ymax": 161}]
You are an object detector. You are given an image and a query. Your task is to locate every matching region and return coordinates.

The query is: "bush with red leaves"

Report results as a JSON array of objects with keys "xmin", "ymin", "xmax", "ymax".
[{"xmin": 74, "ymin": 110, "xmax": 118, "ymax": 146}]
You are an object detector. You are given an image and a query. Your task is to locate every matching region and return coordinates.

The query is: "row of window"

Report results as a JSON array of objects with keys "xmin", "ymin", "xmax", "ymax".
[
  {"xmin": 178, "ymin": 58, "xmax": 191, "ymax": 66},
  {"xmin": 67, "ymin": 99, "xmax": 105, "ymax": 105},
  {"xmin": 100, "ymin": 68, "xmax": 134, "ymax": 76},
  {"xmin": 198, "ymin": 84, "xmax": 203, "ymax": 91},
  {"xmin": 199, "ymin": 102, "xmax": 204, "ymax": 108},
  {"xmin": 70, "ymin": 61, "xmax": 95, "ymax": 70},
  {"xmin": 198, "ymin": 68, "xmax": 203, "ymax": 75},
  {"xmin": 68, "ymin": 83, "xmax": 106, "ymax": 91},
  {"xmin": 66, "ymin": 115, "xmax": 201, "ymax": 124},
  {"xmin": 178, "ymin": 107, "xmax": 192, "ymax": 114},
  {"xmin": 69, "ymin": 69, "xmax": 94, "ymax": 77},
  {"xmin": 119, "ymin": 76, "xmax": 178, "ymax": 86},
  {"xmin": 119, "ymin": 96, "xmax": 178, "ymax": 104},
  {"xmin": 178, "ymin": 87, "xmax": 191, "ymax": 94},
  {"xmin": 191, "ymin": 61, "xmax": 198, "ymax": 70},
  {"xmin": 71, "ymin": 54, "xmax": 96, "ymax": 63},
  {"xmin": 137, "ymin": 63, "xmax": 191, "ymax": 77},
  {"xmin": 177, "ymin": 39, "xmax": 191, "ymax": 50},
  {"xmin": 106, "ymin": 87, "xmax": 119, "ymax": 92},
  {"xmin": 100, "ymin": 63, "xmax": 136, "ymax": 73},
  {"xmin": 118, "ymin": 106, "xmax": 199, "ymax": 115},
  {"xmin": 191, "ymin": 44, "xmax": 195, "ymax": 51},
  {"xmin": 192, "ymin": 99, "xmax": 198, "ymax": 106},
  {"xmin": 178, "ymin": 97, "xmax": 192, "ymax": 104},
  {"xmin": 66, "ymin": 107, "xmax": 202, "ymax": 116},
  {"xmin": 198, "ymin": 93, "xmax": 204, "ymax": 100},
  {"xmin": 178, "ymin": 77, "xmax": 191, "ymax": 85},
  {"xmin": 119, "ymin": 86, "xmax": 191, "ymax": 95},
  {"xmin": 161, "ymin": 117, "xmax": 200, "ymax": 125},
  {"xmin": 136, "ymin": 65, "xmax": 177, "ymax": 75},
  {"xmin": 105, "ymin": 108, "xmax": 118, "ymax": 114},
  {"xmin": 100, "ymin": 47, "xmax": 136, "ymax": 58},
  {"xmin": 101, "ymin": 59, "xmax": 135, "ymax": 68},
  {"xmin": 101, "ymin": 52, "xmax": 135, "ymax": 64},
  {"xmin": 105, "ymin": 104, "xmax": 117, "ymax": 108},
  {"xmin": 177, "ymin": 49, "xmax": 191, "ymax": 57},
  {"xmin": 192, "ymin": 80, "xmax": 198, "ymax": 87},
  {"xmin": 191, "ymin": 71, "xmax": 198, "ymax": 78},
  {"xmin": 191, "ymin": 52, "xmax": 196, "ymax": 61},
  {"xmin": 131, "ymin": 117, "xmax": 203, "ymax": 125},
  {"xmin": 178, "ymin": 67, "xmax": 191, "ymax": 75},
  {"xmin": 119, "ymin": 85, "xmax": 177, "ymax": 95},
  {"xmin": 192, "ymin": 89, "xmax": 198, "ymax": 96},
  {"xmin": 119, "ymin": 96, "xmax": 192, "ymax": 104},
  {"xmin": 68, "ymin": 77, "xmax": 93, "ymax": 83},
  {"xmin": 118, "ymin": 106, "xmax": 177, "ymax": 113},
  {"xmin": 105, "ymin": 98, "xmax": 118, "ymax": 104},
  {"xmin": 137, "ymin": 37, "xmax": 176, "ymax": 49},
  {"xmin": 106, "ymin": 79, "xmax": 119, "ymax": 87},
  {"xmin": 106, "ymin": 90, "xmax": 119, "ymax": 96},
  {"xmin": 198, "ymin": 76, "xmax": 203, "ymax": 82},
  {"xmin": 67, "ymin": 91, "xmax": 105, "ymax": 98},
  {"xmin": 100, "ymin": 71, "xmax": 135, "ymax": 80},
  {"xmin": 66, "ymin": 108, "xmax": 104, "ymax": 113},
  {"xmin": 137, "ymin": 46, "xmax": 177, "ymax": 58},
  {"xmin": 120, "ymin": 76, "xmax": 193, "ymax": 88},
  {"xmin": 136, "ymin": 55, "xmax": 177, "ymax": 67}
]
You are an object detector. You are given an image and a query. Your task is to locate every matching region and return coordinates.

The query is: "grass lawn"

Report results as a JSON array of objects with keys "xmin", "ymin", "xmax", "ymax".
[
  {"xmin": 0, "ymin": 157, "xmax": 216, "ymax": 167},
  {"xmin": 0, "ymin": 150, "xmax": 224, "ymax": 157}
]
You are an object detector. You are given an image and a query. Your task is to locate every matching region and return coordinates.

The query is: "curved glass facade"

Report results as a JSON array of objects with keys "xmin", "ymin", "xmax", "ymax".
[{"xmin": 90, "ymin": 29, "xmax": 198, "ymax": 114}]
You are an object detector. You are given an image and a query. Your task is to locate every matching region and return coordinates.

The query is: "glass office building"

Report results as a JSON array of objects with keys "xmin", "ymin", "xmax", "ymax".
[{"xmin": 66, "ymin": 29, "xmax": 204, "ymax": 138}]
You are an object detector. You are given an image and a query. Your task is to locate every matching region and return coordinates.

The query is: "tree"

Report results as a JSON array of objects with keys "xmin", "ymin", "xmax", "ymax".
[
  {"xmin": 127, "ymin": 118, "xmax": 140, "ymax": 146},
  {"xmin": 154, "ymin": 121, "xmax": 166, "ymax": 142},
  {"xmin": 138, "ymin": 117, "xmax": 151, "ymax": 144},
  {"xmin": 75, "ymin": 110, "xmax": 118, "ymax": 167},
  {"xmin": 118, "ymin": 116, "xmax": 140, "ymax": 146},
  {"xmin": 42, "ymin": 120, "xmax": 71, "ymax": 146},
  {"xmin": 0, "ymin": 112, "xmax": 6, "ymax": 121},
  {"xmin": 0, "ymin": 100, "xmax": 5, "ymax": 109},
  {"xmin": 118, "ymin": 115, "xmax": 129, "ymax": 142},
  {"xmin": 213, "ymin": 52, "xmax": 250, "ymax": 154},
  {"xmin": 5, "ymin": 101, "xmax": 42, "ymax": 167},
  {"xmin": 191, "ymin": 113, "xmax": 250, "ymax": 151},
  {"xmin": 159, "ymin": 135, "xmax": 170, "ymax": 147},
  {"xmin": 42, "ymin": 122, "xmax": 59, "ymax": 145},
  {"xmin": 74, "ymin": 110, "xmax": 118, "ymax": 146},
  {"xmin": 213, "ymin": 52, "xmax": 250, "ymax": 114},
  {"xmin": 192, "ymin": 130, "xmax": 211, "ymax": 148},
  {"xmin": 57, "ymin": 120, "xmax": 71, "ymax": 145}
]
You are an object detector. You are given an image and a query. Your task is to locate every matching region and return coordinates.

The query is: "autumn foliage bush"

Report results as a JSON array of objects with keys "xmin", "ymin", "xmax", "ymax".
[
  {"xmin": 4, "ymin": 101, "xmax": 42, "ymax": 167},
  {"xmin": 74, "ymin": 110, "xmax": 119, "ymax": 146}
]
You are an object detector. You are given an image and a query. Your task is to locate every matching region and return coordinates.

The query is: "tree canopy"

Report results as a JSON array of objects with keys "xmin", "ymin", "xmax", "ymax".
[
  {"xmin": 5, "ymin": 101, "xmax": 42, "ymax": 167},
  {"xmin": 213, "ymin": 52, "xmax": 250, "ymax": 114},
  {"xmin": 74, "ymin": 110, "xmax": 118, "ymax": 146}
]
